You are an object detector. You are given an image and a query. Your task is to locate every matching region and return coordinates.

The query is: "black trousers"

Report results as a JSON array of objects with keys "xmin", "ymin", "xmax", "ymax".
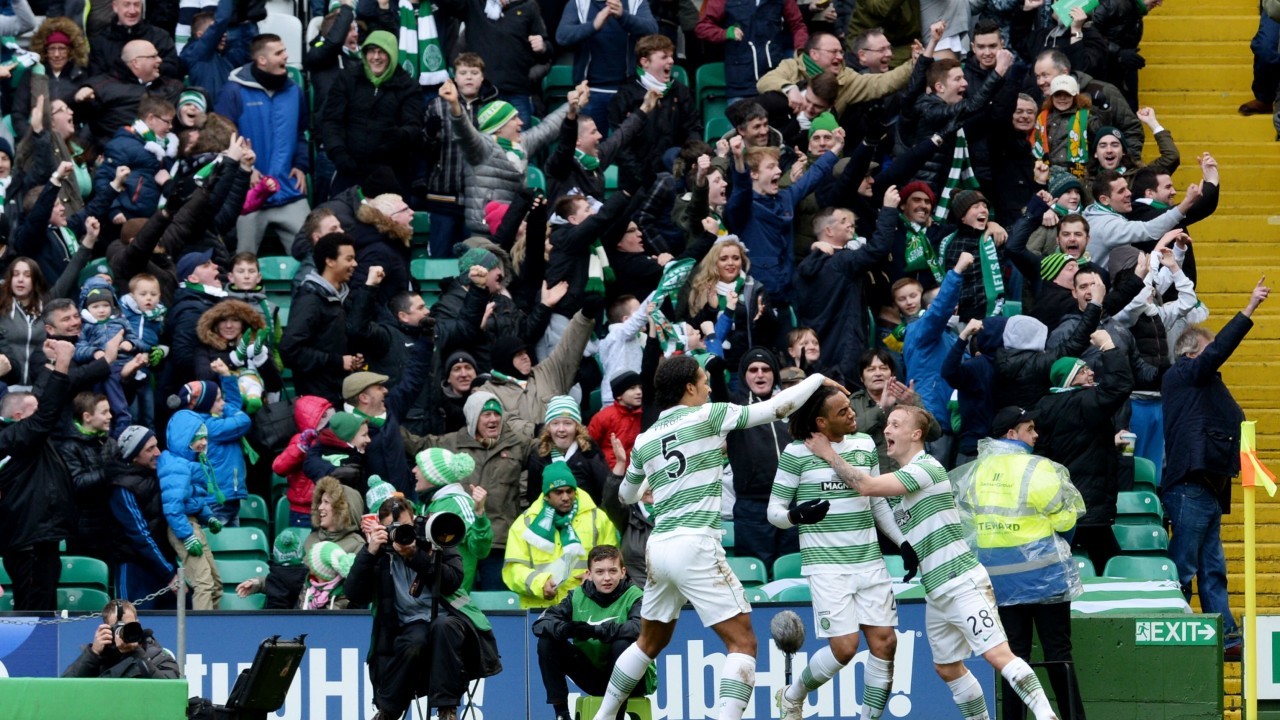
[
  {"xmin": 2, "ymin": 542, "xmax": 61, "ymax": 611},
  {"xmin": 537, "ymin": 634, "xmax": 638, "ymax": 706},
  {"xmin": 374, "ymin": 616, "xmax": 470, "ymax": 715},
  {"xmin": 998, "ymin": 601, "xmax": 1086, "ymax": 720},
  {"xmin": 1070, "ymin": 525, "xmax": 1120, "ymax": 577}
]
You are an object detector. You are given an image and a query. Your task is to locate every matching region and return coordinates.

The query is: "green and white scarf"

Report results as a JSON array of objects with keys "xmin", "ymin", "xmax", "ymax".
[
  {"xmin": 496, "ymin": 136, "xmax": 527, "ymax": 168},
  {"xmin": 574, "ymin": 148, "xmax": 600, "ymax": 171},
  {"xmin": 933, "ymin": 129, "xmax": 980, "ymax": 222},
  {"xmin": 636, "ymin": 65, "xmax": 673, "ymax": 94},
  {"xmin": 586, "ymin": 238, "xmax": 614, "ymax": 295},
  {"xmin": 524, "ymin": 495, "xmax": 584, "ymax": 557},
  {"xmin": 938, "ymin": 229, "xmax": 1005, "ymax": 317},
  {"xmin": 715, "ymin": 274, "xmax": 745, "ymax": 313},
  {"xmin": 397, "ymin": 0, "xmax": 449, "ymax": 86},
  {"xmin": 131, "ymin": 119, "xmax": 177, "ymax": 162},
  {"xmin": 55, "ymin": 226, "xmax": 77, "ymax": 258},
  {"xmin": 901, "ymin": 216, "xmax": 938, "ymax": 279},
  {"xmin": 801, "ymin": 53, "xmax": 824, "ymax": 78},
  {"xmin": 649, "ymin": 257, "xmax": 696, "ymax": 354}
]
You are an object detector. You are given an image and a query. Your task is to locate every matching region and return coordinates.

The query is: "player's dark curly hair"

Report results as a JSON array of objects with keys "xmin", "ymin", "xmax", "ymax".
[
  {"xmin": 788, "ymin": 384, "xmax": 842, "ymax": 441},
  {"xmin": 654, "ymin": 355, "xmax": 701, "ymax": 410}
]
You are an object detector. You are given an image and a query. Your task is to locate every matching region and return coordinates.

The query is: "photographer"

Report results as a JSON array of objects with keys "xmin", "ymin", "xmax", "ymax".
[
  {"xmin": 346, "ymin": 498, "xmax": 501, "ymax": 720},
  {"xmin": 62, "ymin": 599, "xmax": 180, "ymax": 679}
]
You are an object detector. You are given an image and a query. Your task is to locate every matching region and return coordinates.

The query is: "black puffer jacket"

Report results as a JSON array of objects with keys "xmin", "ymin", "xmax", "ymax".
[
  {"xmin": 87, "ymin": 18, "xmax": 183, "ymax": 80},
  {"xmin": 993, "ymin": 303, "xmax": 1100, "ymax": 410},
  {"xmin": 898, "ymin": 61, "xmax": 1006, "ymax": 189},
  {"xmin": 1032, "ymin": 347, "xmax": 1132, "ymax": 526},
  {"xmin": 726, "ymin": 348, "xmax": 789, "ymax": 501},
  {"xmin": 279, "ymin": 274, "xmax": 350, "ymax": 405},
  {"xmin": 608, "ymin": 77, "xmax": 702, "ymax": 190},
  {"xmin": 159, "ymin": 284, "xmax": 222, "ymax": 397},
  {"xmin": 0, "ymin": 372, "xmax": 74, "ymax": 553},
  {"xmin": 55, "ymin": 428, "xmax": 113, "ymax": 557},
  {"xmin": 434, "ymin": 0, "xmax": 550, "ymax": 95},
  {"xmin": 110, "ymin": 456, "xmax": 176, "ymax": 578},
  {"xmin": 320, "ymin": 61, "xmax": 423, "ymax": 187}
]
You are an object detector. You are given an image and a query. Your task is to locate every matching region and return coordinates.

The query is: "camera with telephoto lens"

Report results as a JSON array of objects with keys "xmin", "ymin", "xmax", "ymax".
[
  {"xmin": 389, "ymin": 512, "xmax": 465, "ymax": 549},
  {"xmin": 112, "ymin": 602, "xmax": 144, "ymax": 645}
]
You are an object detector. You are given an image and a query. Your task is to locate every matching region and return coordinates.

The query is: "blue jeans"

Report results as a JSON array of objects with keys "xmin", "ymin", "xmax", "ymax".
[
  {"xmin": 1163, "ymin": 482, "xmax": 1238, "ymax": 638},
  {"xmin": 583, "ymin": 88, "xmax": 618, "ymax": 138},
  {"xmin": 499, "ymin": 94, "xmax": 535, "ymax": 128},
  {"xmin": 425, "ymin": 199, "xmax": 468, "ymax": 256},
  {"xmin": 210, "ymin": 499, "xmax": 241, "ymax": 527},
  {"xmin": 1129, "ymin": 396, "xmax": 1165, "ymax": 481},
  {"xmin": 289, "ymin": 510, "xmax": 312, "ymax": 527}
]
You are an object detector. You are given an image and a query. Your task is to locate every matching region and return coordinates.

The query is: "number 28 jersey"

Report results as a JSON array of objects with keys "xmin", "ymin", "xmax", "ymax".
[{"xmin": 624, "ymin": 402, "xmax": 748, "ymax": 538}]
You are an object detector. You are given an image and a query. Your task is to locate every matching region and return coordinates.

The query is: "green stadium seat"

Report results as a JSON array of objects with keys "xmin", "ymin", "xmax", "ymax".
[
  {"xmin": 671, "ymin": 65, "xmax": 689, "ymax": 88},
  {"xmin": 207, "ymin": 527, "xmax": 270, "ymax": 561},
  {"xmin": 727, "ymin": 556, "xmax": 767, "ymax": 587},
  {"xmin": 882, "ymin": 554, "xmax": 908, "ymax": 581},
  {"xmin": 286, "ymin": 65, "xmax": 305, "ymax": 91},
  {"xmin": 1134, "ymin": 456, "xmax": 1158, "ymax": 491},
  {"xmin": 1115, "ymin": 490, "xmax": 1162, "ymax": 525},
  {"xmin": 0, "ymin": 593, "xmax": 11, "ymax": 611},
  {"xmin": 59, "ymin": 588, "xmax": 112, "ymax": 613},
  {"xmin": 744, "ymin": 586, "xmax": 770, "ymax": 603},
  {"xmin": 1002, "ymin": 300, "xmax": 1023, "ymax": 317},
  {"xmin": 0, "ymin": 558, "xmax": 9, "ymax": 585},
  {"xmin": 772, "ymin": 553, "xmax": 803, "ymax": 581},
  {"xmin": 259, "ymin": 256, "xmax": 299, "ymax": 290},
  {"xmin": 542, "ymin": 64, "xmax": 575, "ymax": 107},
  {"xmin": 704, "ymin": 116, "xmax": 732, "ymax": 142},
  {"xmin": 721, "ymin": 520, "xmax": 735, "ymax": 551},
  {"xmin": 696, "ymin": 62, "xmax": 726, "ymax": 110},
  {"xmin": 701, "ymin": 98, "xmax": 727, "ymax": 127},
  {"xmin": 471, "ymin": 590, "xmax": 520, "ymax": 611},
  {"xmin": 1112, "ymin": 524, "xmax": 1169, "ymax": 554},
  {"xmin": 240, "ymin": 494, "xmax": 270, "ymax": 533},
  {"xmin": 271, "ymin": 473, "xmax": 288, "ymax": 507},
  {"xmin": 1103, "ymin": 555, "xmax": 1179, "ymax": 583},
  {"xmin": 275, "ymin": 497, "xmax": 294, "ymax": 540},
  {"xmin": 410, "ymin": 259, "xmax": 460, "ymax": 284},
  {"xmin": 220, "ymin": 593, "xmax": 267, "ymax": 610},
  {"xmin": 588, "ymin": 388, "xmax": 602, "ymax": 418},
  {"xmin": 1073, "ymin": 553, "xmax": 1097, "ymax": 579},
  {"xmin": 772, "ymin": 584, "xmax": 811, "ymax": 602},
  {"xmin": 411, "ymin": 211, "xmax": 431, "ymax": 236},
  {"xmin": 527, "ymin": 166, "xmax": 546, "ymax": 192},
  {"xmin": 60, "ymin": 556, "xmax": 109, "ymax": 593},
  {"xmin": 216, "ymin": 559, "xmax": 270, "ymax": 592}
]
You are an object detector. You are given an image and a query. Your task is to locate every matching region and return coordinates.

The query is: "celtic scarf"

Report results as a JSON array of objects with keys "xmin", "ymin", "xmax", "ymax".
[
  {"xmin": 586, "ymin": 238, "xmax": 614, "ymax": 295},
  {"xmin": 496, "ymin": 136, "xmax": 526, "ymax": 167},
  {"xmin": 524, "ymin": 495, "xmax": 584, "ymax": 557},
  {"xmin": 636, "ymin": 66, "xmax": 672, "ymax": 94},
  {"xmin": 938, "ymin": 229, "xmax": 1005, "ymax": 317},
  {"xmin": 350, "ymin": 407, "xmax": 387, "ymax": 428},
  {"xmin": 715, "ymin": 275, "xmax": 745, "ymax": 313},
  {"xmin": 801, "ymin": 53, "xmax": 824, "ymax": 78},
  {"xmin": 933, "ymin": 129, "xmax": 980, "ymax": 222},
  {"xmin": 574, "ymin": 148, "xmax": 600, "ymax": 171},
  {"xmin": 1031, "ymin": 108, "xmax": 1089, "ymax": 163},
  {"xmin": 55, "ymin": 226, "xmax": 77, "ymax": 258},
  {"xmin": 649, "ymin": 257, "xmax": 696, "ymax": 353},
  {"xmin": 901, "ymin": 216, "xmax": 938, "ymax": 278},
  {"xmin": 397, "ymin": 0, "xmax": 448, "ymax": 86},
  {"xmin": 132, "ymin": 119, "xmax": 177, "ymax": 162}
]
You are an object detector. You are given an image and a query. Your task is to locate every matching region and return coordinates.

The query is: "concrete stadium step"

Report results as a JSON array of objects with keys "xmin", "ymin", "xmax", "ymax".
[
  {"xmin": 1143, "ymin": 14, "xmax": 1258, "ymax": 40},
  {"xmin": 1189, "ymin": 214, "xmax": 1280, "ymax": 237},
  {"xmin": 1157, "ymin": 115, "xmax": 1280, "ymax": 143},
  {"xmin": 1141, "ymin": 91, "xmax": 1254, "ymax": 113},
  {"xmin": 1144, "ymin": 64, "xmax": 1272, "ymax": 90},
  {"xmin": 1143, "ymin": 41, "xmax": 1253, "ymax": 63}
]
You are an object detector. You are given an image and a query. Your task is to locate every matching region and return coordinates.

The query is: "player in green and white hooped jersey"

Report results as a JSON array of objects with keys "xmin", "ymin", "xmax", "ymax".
[
  {"xmin": 768, "ymin": 385, "xmax": 906, "ymax": 720},
  {"xmin": 592, "ymin": 355, "xmax": 839, "ymax": 720},
  {"xmin": 821, "ymin": 406, "xmax": 1060, "ymax": 720}
]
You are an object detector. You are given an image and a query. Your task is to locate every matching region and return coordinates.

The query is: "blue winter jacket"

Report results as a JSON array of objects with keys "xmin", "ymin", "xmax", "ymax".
[
  {"xmin": 555, "ymin": 0, "xmax": 658, "ymax": 88},
  {"xmin": 158, "ymin": 411, "xmax": 217, "ymax": 542},
  {"xmin": 182, "ymin": 374, "xmax": 252, "ymax": 503},
  {"xmin": 725, "ymin": 150, "xmax": 837, "ymax": 303},
  {"xmin": 215, "ymin": 64, "xmax": 309, "ymax": 208},
  {"xmin": 95, "ymin": 127, "xmax": 168, "ymax": 219},
  {"xmin": 180, "ymin": 0, "xmax": 255, "ymax": 100},
  {"xmin": 904, "ymin": 267, "xmax": 961, "ymax": 426},
  {"xmin": 120, "ymin": 293, "xmax": 166, "ymax": 352}
]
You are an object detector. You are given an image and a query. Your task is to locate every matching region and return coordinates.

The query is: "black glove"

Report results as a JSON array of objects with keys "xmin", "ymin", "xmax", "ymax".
[
  {"xmin": 900, "ymin": 542, "xmax": 921, "ymax": 583},
  {"xmin": 1117, "ymin": 48, "xmax": 1146, "ymax": 72},
  {"xmin": 581, "ymin": 293, "xmax": 605, "ymax": 320},
  {"xmin": 424, "ymin": 114, "xmax": 444, "ymax": 142},
  {"xmin": 571, "ymin": 621, "xmax": 597, "ymax": 641},
  {"xmin": 787, "ymin": 499, "xmax": 831, "ymax": 526}
]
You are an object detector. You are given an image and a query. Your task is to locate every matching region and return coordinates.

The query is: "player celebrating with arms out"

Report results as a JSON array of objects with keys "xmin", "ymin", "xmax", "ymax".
[
  {"xmin": 805, "ymin": 405, "xmax": 1060, "ymax": 720},
  {"xmin": 593, "ymin": 355, "xmax": 840, "ymax": 720},
  {"xmin": 768, "ymin": 384, "xmax": 913, "ymax": 720}
]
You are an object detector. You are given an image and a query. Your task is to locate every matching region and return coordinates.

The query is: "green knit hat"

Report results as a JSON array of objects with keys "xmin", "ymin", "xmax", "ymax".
[
  {"xmin": 477, "ymin": 101, "xmax": 518, "ymax": 135},
  {"xmin": 328, "ymin": 412, "xmax": 366, "ymax": 443},
  {"xmin": 1050, "ymin": 357, "xmax": 1086, "ymax": 388},
  {"xmin": 177, "ymin": 89, "xmax": 207, "ymax": 113},
  {"xmin": 542, "ymin": 461, "xmax": 578, "ymax": 495},
  {"xmin": 365, "ymin": 474, "xmax": 397, "ymax": 513},
  {"xmin": 415, "ymin": 448, "xmax": 476, "ymax": 487},
  {"xmin": 457, "ymin": 246, "xmax": 499, "ymax": 276},
  {"xmin": 543, "ymin": 395, "xmax": 581, "ymax": 425},
  {"xmin": 1040, "ymin": 252, "xmax": 1075, "ymax": 281},
  {"xmin": 482, "ymin": 398, "xmax": 504, "ymax": 415},
  {"xmin": 808, "ymin": 111, "xmax": 838, "ymax": 138},
  {"xmin": 307, "ymin": 541, "xmax": 355, "ymax": 581},
  {"xmin": 272, "ymin": 527, "xmax": 308, "ymax": 566}
]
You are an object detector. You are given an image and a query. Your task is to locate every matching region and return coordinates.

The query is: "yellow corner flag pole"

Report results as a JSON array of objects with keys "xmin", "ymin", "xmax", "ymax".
[{"xmin": 1241, "ymin": 420, "xmax": 1276, "ymax": 720}]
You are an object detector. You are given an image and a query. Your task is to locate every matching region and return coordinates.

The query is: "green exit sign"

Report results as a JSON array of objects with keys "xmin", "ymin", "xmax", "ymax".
[{"xmin": 1134, "ymin": 618, "xmax": 1218, "ymax": 646}]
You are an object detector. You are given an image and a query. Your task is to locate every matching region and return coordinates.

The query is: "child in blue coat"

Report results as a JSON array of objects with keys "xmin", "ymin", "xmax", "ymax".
[
  {"xmin": 166, "ymin": 369, "xmax": 252, "ymax": 525},
  {"xmin": 158, "ymin": 410, "xmax": 224, "ymax": 609}
]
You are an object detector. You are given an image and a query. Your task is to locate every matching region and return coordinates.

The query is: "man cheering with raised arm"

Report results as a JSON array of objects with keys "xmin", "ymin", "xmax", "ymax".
[
  {"xmin": 809, "ymin": 405, "xmax": 1062, "ymax": 720},
  {"xmin": 592, "ymin": 355, "xmax": 839, "ymax": 720}
]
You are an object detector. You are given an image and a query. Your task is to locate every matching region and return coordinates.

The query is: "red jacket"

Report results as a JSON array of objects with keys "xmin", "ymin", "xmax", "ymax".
[
  {"xmin": 271, "ymin": 395, "xmax": 334, "ymax": 513},
  {"xmin": 587, "ymin": 401, "xmax": 643, "ymax": 468}
]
